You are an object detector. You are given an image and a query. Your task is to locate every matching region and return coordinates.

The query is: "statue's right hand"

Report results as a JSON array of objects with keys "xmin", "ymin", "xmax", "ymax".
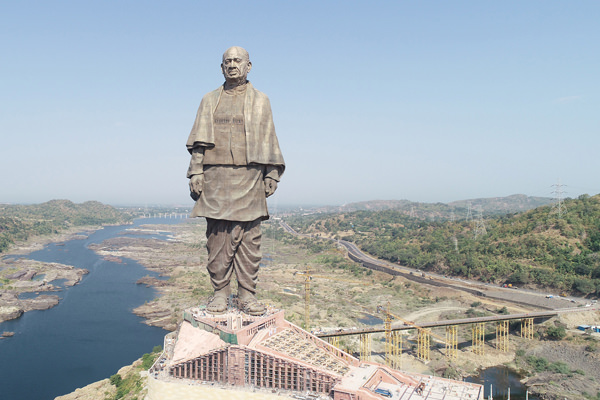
[{"xmin": 189, "ymin": 175, "xmax": 203, "ymax": 201}]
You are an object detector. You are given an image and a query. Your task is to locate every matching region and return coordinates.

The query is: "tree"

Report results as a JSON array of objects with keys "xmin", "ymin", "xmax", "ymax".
[
  {"xmin": 110, "ymin": 374, "xmax": 122, "ymax": 386},
  {"xmin": 573, "ymin": 277, "xmax": 596, "ymax": 295}
]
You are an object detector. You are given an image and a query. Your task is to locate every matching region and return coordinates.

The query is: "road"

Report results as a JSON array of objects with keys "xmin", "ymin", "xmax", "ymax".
[{"xmin": 279, "ymin": 220, "xmax": 594, "ymax": 311}]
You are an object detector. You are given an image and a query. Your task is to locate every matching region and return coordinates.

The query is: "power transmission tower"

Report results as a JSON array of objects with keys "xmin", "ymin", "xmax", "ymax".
[
  {"xmin": 409, "ymin": 206, "xmax": 416, "ymax": 218},
  {"xmin": 473, "ymin": 206, "xmax": 487, "ymax": 238},
  {"xmin": 466, "ymin": 202, "xmax": 473, "ymax": 222},
  {"xmin": 451, "ymin": 236, "xmax": 459, "ymax": 253},
  {"xmin": 550, "ymin": 180, "xmax": 567, "ymax": 219}
]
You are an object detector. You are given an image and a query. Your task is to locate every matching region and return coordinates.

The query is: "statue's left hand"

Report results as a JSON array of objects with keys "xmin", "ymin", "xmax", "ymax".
[{"xmin": 264, "ymin": 178, "xmax": 278, "ymax": 198}]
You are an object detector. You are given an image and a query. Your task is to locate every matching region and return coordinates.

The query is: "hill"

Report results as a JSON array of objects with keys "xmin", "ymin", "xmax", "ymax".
[
  {"xmin": 0, "ymin": 200, "xmax": 131, "ymax": 253},
  {"xmin": 285, "ymin": 194, "xmax": 600, "ymax": 296},
  {"xmin": 297, "ymin": 194, "xmax": 552, "ymax": 220}
]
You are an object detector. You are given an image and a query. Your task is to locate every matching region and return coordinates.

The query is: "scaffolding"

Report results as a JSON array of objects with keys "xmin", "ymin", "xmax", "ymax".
[
  {"xmin": 521, "ymin": 318, "xmax": 534, "ymax": 339},
  {"xmin": 302, "ymin": 266, "xmax": 312, "ymax": 330},
  {"xmin": 472, "ymin": 323, "xmax": 485, "ymax": 355},
  {"xmin": 170, "ymin": 330, "xmax": 346, "ymax": 393},
  {"xmin": 382, "ymin": 302, "xmax": 446, "ymax": 364},
  {"xmin": 295, "ymin": 265, "xmax": 364, "ymax": 331},
  {"xmin": 384, "ymin": 311, "xmax": 392, "ymax": 365},
  {"xmin": 385, "ymin": 331, "xmax": 402, "ymax": 369},
  {"xmin": 496, "ymin": 320, "xmax": 509, "ymax": 352},
  {"xmin": 327, "ymin": 336, "xmax": 340, "ymax": 349},
  {"xmin": 417, "ymin": 329, "xmax": 431, "ymax": 361},
  {"xmin": 445, "ymin": 325, "xmax": 458, "ymax": 360},
  {"xmin": 359, "ymin": 333, "xmax": 371, "ymax": 362}
]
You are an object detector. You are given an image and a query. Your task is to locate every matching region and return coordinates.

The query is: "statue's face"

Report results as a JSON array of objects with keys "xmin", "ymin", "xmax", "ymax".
[{"xmin": 221, "ymin": 47, "xmax": 252, "ymax": 81}]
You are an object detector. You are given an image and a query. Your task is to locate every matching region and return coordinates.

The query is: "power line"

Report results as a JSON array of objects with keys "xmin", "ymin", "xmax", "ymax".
[{"xmin": 550, "ymin": 180, "xmax": 567, "ymax": 219}]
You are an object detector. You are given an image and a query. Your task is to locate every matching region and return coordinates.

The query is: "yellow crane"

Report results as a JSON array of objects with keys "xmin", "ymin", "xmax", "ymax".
[{"xmin": 294, "ymin": 264, "xmax": 366, "ymax": 331}]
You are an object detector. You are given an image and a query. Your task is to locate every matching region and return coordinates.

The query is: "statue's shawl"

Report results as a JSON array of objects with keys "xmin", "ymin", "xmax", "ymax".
[{"xmin": 186, "ymin": 82, "xmax": 285, "ymax": 171}]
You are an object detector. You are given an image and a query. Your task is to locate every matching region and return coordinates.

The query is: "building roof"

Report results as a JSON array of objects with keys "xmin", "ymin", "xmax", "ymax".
[
  {"xmin": 162, "ymin": 308, "xmax": 483, "ymax": 400},
  {"xmin": 171, "ymin": 321, "xmax": 227, "ymax": 364}
]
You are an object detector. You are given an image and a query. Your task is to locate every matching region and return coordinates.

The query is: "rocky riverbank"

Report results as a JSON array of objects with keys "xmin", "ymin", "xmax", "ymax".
[
  {"xmin": 1, "ymin": 227, "xmax": 99, "ymax": 257},
  {"xmin": 87, "ymin": 223, "xmax": 207, "ymax": 332},
  {"xmin": 0, "ymin": 228, "xmax": 96, "ymax": 324},
  {"xmin": 0, "ymin": 258, "xmax": 88, "ymax": 323}
]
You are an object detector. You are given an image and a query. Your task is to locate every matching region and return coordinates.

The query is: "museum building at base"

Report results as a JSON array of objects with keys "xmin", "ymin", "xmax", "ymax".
[{"xmin": 147, "ymin": 306, "xmax": 483, "ymax": 400}]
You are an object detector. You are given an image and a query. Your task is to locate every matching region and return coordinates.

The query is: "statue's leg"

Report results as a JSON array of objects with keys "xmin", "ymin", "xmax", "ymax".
[
  {"xmin": 233, "ymin": 219, "xmax": 265, "ymax": 315},
  {"xmin": 205, "ymin": 218, "xmax": 235, "ymax": 313}
]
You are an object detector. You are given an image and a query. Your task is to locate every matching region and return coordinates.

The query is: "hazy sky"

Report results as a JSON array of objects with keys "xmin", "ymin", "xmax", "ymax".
[{"xmin": 2, "ymin": 1, "xmax": 598, "ymax": 207}]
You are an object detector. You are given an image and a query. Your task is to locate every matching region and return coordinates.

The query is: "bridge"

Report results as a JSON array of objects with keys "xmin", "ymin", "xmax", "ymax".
[
  {"xmin": 312, "ymin": 307, "xmax": 595, "ymax": 368},
  {"xmin": 314, "ymin": 309, "xmax": 570, "ymax": 338}
]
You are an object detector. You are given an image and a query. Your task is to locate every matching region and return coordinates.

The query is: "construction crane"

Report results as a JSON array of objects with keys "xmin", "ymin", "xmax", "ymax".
[{"xmin": 294, "ymin": 264, "xmax": 366, "ymax": 331}]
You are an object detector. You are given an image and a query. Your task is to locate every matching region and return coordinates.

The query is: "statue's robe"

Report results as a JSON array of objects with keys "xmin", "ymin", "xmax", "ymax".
[{"xmin": 186, "ymin": 82, "xmax": 285, "ymax": 221}]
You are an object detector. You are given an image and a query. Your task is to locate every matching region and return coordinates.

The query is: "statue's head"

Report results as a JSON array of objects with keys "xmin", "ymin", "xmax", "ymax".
[{"xmin": 221, "ymin": 46, "xmax": 252, "ymax": 84}]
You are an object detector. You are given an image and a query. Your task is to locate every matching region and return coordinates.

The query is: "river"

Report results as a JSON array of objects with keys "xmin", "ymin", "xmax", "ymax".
[
  {"xmin": 466, "ymin": 366, "xmax": 539, "ymax": 400},
  {"xmin": 0, "ymin": 218, "xmax": 182, "ymax": 400}
]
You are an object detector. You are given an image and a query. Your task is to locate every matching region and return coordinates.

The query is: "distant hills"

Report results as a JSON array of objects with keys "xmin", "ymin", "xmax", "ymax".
[
  {"xmin": 0, "ymin": 200, "xmax": 131, "ymax": 253},
  {"xmin": 299, "ymin": 194, "xmax": 552, "ymax": 220},
  {"xmin": 285, "ymin": 193, "xmax": 600, "ymax": 296}
]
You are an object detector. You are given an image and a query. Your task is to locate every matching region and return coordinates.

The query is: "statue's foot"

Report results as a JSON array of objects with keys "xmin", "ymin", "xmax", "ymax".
[
  {"xmin": 239, "ymin": 295, "xmax": 266, "ymax": 316},
  {"xmin": 206, "ymin": 295, "xmax": 228, "ymax": 314}
]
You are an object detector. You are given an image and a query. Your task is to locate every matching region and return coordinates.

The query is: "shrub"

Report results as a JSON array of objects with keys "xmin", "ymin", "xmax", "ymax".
[
  {"xmin": 585, "ymin": 342, "xmax": 597, "ymax": 352},
  {"xmin": 526, "ymin": 355, "xmax": 549, "ymax": 372},
  {"xmin": 549, "ymin": 361, "xmax": 571, "ymax": 374},
  {"xmin": 109, "ymin": 374, "xmax": 122, "ymax": 386},
  {"xmin": 547, "ymin": 326, "xmax": 567, "ymax": 340},
  {"xmin": 116, "ymin": 386, "xmax": 129, "ymax": 399},
  {"xmin": 141, "ymin": 353, "xmax": 156, "ymax": 370},
  {"xmin": 442, "ymin": 367, "xmax": 460, "ymax": 380}
]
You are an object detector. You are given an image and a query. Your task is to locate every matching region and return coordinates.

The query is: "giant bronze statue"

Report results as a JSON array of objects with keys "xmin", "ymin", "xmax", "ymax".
[{"xmin": 186, "ymin": 47, "xmax": 285, "ymax": 315}]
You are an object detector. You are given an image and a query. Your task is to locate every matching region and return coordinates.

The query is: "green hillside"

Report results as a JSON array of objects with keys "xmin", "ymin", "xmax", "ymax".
[
  {"xmin": 287, "ymin": 194, "xmax": 600, "ymax": 296},
  {"xmin": 0, "ymin": 200, "xmax": 131, "ymax": 253}
]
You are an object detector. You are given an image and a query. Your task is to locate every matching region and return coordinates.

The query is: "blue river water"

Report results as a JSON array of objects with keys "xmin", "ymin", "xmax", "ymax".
[
  {"xmin": 0, "ymin": 218, "xmax": 184, "ymax": 400},
  {"xmin": 466, "ymin": 366, "xmax": 539, "ymax": 400}
]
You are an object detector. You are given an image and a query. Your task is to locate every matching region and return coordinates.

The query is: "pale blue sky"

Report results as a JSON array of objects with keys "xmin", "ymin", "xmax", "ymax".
[{"xmin": 1, "ymin": 1, "xmax": 598, "ymax": 207}]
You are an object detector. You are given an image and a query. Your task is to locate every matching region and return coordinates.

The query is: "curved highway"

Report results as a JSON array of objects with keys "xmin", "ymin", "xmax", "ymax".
[{"xmin": 279, "ymin": 220, "xmax": 595, "ymax": 311}]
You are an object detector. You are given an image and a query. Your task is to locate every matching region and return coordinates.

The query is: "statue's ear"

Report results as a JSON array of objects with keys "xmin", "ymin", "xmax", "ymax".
[{"xmin": 247, "ymin": 61, "xmax": 252, "ymax": 74}]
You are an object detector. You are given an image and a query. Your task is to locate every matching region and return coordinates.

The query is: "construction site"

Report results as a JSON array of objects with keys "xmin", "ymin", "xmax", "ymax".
[
  {"xmin": 146, "ymin": 300, "xmax": 484, "ymax": 400},
  {"xmin": 142, "ymin": 253, "xmax": 600, "ymax": 400}
]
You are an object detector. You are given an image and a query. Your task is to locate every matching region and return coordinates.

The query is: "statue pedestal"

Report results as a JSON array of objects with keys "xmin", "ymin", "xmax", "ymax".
[{"xmin": 148, "ymin": 307, "xmax": 484, "ymax": 400}]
